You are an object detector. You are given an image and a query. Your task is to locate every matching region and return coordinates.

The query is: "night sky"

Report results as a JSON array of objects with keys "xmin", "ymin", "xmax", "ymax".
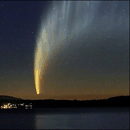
[{"xmin": 0, "ymin": 1, "xmax": 129, "ymax": 100}]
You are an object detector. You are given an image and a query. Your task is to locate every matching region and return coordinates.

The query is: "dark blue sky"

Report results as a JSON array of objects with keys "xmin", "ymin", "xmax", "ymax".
[
  {"xmin": 0, "ymin": 1, "xmax": 129, "ymax": 100},
  {"xmin": 0, "ymin": 2, "xmax": 43, "ymax": 75}
]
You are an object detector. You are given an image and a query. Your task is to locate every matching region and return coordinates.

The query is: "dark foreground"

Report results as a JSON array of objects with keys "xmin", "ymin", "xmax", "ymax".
[
  {"xmin": 0, "ymin": 107, "xmax": 129, "ymax": 129},
  {"xmin": 0, "ymin": 95, "xmax": 129, "ymax": 109}
]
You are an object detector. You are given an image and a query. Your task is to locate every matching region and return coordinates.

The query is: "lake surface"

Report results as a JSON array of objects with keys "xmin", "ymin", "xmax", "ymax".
[{"xmin": 0, "ymin": 107, "xmax": 129, "ymax": 129}]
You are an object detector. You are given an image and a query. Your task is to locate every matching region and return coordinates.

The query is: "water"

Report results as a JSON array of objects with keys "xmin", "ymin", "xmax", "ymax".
[{"xmin": 0, "ymin": 107, "xmax": 129, "ymax": 129}]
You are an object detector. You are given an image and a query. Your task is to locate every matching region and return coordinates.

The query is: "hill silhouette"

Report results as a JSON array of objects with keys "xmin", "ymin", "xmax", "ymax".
[
  {"xmin": 0, "ymin": 95, "xmax": 129, "ymax": 108},
  {"xmin": 0, "ymin": 95, "xmax": 22, "ymax": 100}
]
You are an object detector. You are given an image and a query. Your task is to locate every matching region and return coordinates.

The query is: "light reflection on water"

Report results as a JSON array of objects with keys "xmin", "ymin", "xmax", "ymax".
[
  {"xmin": 35, "ymin": 114, "xmax": 71, "ymax": 129},
  {"xmin": 35, "ymin": 108, "xmax": 129, "ymax": 129},
  {"xmin": 0, "ymin": 108, "xmax": 129, "ymax": 129}
]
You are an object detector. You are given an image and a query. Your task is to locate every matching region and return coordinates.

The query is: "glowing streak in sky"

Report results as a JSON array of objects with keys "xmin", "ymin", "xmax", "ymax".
[
  {"xmin": 34, "ymin": 29, "xmax": 49, "ymax": 94},
  {"xmin": 34, "ymin": 1, "xmax": 100, "ymax": 94}
]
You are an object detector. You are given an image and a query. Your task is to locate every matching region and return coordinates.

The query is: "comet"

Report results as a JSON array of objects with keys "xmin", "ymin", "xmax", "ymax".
[
  {"xmin": 34, "ymin": 29, "xmax": 49, "ymax": 94},
  {"xmin": 34, "ymin": 1, "xmax": 99, "ymax": 94}
]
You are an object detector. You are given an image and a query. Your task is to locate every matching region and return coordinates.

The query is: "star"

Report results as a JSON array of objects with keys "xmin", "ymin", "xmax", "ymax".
[
  {"xmin": 107, "ymin": 27, "xmax": 110, "ymax": 30},
  {"xmin": 87, "ymin": 2, "xmax": 90, "ymax": 6},
  {"xmin": 107, "ymin": 36, "xmax": 110, "ymax": 38}
]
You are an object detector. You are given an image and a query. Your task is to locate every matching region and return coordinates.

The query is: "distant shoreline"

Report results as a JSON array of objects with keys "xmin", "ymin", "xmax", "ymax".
[{"xmin": 0, "ymin": 95, "xmax": 129, "ymax": 108}]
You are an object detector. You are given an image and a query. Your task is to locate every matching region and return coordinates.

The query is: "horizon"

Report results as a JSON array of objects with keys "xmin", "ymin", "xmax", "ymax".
[
  {"xmin": 0, "ymin": 1, "xmax": 129, "ymax": 100},
  {"xmin": 0, "ymin": 94, "xmax": 129, "ymax": 101}
]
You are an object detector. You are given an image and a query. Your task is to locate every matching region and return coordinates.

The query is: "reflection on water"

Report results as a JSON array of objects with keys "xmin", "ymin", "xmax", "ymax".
[
  {"xmin": 35, "ymin": 107, "xmax": 129, "ymax": 129},
  {"xmin": 35, "ymin": 114, "xmax": 71, "ymax": 129},
  {"xmin": 0, "ymin": 108, "xmax": 129, "ymax": 129}
]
